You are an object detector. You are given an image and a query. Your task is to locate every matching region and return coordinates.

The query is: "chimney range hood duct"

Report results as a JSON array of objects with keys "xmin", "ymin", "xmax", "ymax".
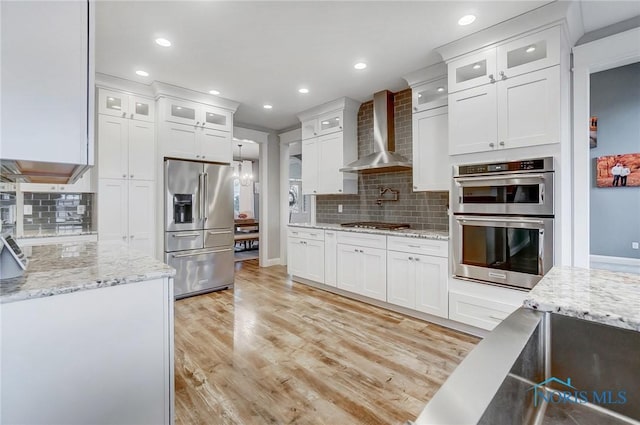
[{"xmin": 340, "ymin": 90, "xmax": 412, "ymax": 174}]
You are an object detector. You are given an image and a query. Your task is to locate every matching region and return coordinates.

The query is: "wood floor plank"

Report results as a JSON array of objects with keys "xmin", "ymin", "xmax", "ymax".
[{"xmin": 175, "ymin": 260, "xmax": 479, "ymax": 425}]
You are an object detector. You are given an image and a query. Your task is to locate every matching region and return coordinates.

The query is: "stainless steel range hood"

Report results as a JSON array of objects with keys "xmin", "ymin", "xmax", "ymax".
[{"xmin": 340, "ymin": 90, "xmax": 412, "ymax": 174}]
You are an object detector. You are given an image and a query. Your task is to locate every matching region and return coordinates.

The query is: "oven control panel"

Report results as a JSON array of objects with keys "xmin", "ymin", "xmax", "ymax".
[{"xmin": 456, "ymin": 158, "xmax": 552, "ymax": 176}]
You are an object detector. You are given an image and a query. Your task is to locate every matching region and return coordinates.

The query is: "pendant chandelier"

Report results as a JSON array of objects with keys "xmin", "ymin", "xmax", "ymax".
[{"xmin": 233, "ymin": 144, "xmax": 253, "ymax": 186}]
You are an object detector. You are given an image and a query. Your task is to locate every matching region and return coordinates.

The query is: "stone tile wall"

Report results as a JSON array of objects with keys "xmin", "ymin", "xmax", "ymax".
[
  {"xmin": 316, "ymin": 89, "xmax": 449, "ymax": 231},
  {"xmin": 23, "ymin": 192, "xmax": 94, "ymax": 235}
]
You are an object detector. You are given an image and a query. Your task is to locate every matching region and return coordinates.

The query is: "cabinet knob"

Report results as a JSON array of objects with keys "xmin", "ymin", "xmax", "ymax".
[
  {"xmin": 489, "ymin": 142, "xmax": 495, "ymax": 148},
  {"xmin": 499, "ymin": 71, "xmax": 507, "ymax": 80},
  {"xmin": 130, "ymin": 113, "xmax": 134, "ymax": 119},
  {"xmin": 408, "ymin": 257, "xmax": 413, "ymax": 261},
  {"xmin": 122, "ymin": 112, "xmax": 126, "ymax": 117},
  {"xmin": 413, "ymin": 186, "xmax": 418, "ymax": 190},
  {"xmin": 130, "ymin": 174, "xmax": 134, "ymax": 178},
  {"xmin": 339, "ymin": 126, "xmax": 343, "ymax": 130},
  {"xmin": 499, "ymin": 141, "xmax": 505, "ymax": 147},
  {"xmin": 313, "ymin": 132, "xmax": 317, "ymax": 135},
  {"xmin": 201, "ymin": 156, "xmax": 205, "ymax": 159},
  {"xmin": 338, "ymin": 189, "xmax": 342, "ymax": 192},
  {"xmin": 313, "ymin": 190, "xmax": 317, "ymax": 193},
  {"xmin": 122, "ymin": 236, "xmax": 126, "ymax": 240},
  {"xmin": 130, "ymin": 235, "xmax": 134, "ymax": 239},
  {"xmin": 415, "ymin": 257, "xmax": 420, "ymax": 261},
  {"xmin": 201, "ymin": 123, "xmax": 206, "ymax": 128},
  {"xmin": 413, "ymin": 107, "xmax": 418, "ymax": 112},
  {"xmin": 122, "ymin": 174, "xmax": 127, "ymax": 178},
  {"xmin": 354, "ymin": 248, "xmax": 358, "ymax": 252},
  {"xmin": 488, "ymin": 74, "xmax": 496, "ymax": 84},
  {"xmin": 196, "ymin": 155, "xmax": 200, "ymax": 158}
]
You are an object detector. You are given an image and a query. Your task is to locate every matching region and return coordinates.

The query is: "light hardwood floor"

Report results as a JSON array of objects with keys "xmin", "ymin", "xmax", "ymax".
[{"xmin": 174, "ymin": 260, "xmax": 479, "ymax": 425}]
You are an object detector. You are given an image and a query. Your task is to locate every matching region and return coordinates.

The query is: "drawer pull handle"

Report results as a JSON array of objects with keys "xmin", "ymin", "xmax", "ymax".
[
  {"xmin": 408, "ymin": 244, "xmax": 421, "ymax": 248},
  {"xmin": 489, "ymin": 314, "xmax": 508, "ymax": 321},
  {"xmin": 172, "ymin": 233, "xmax": 200, "ymax": 238}
]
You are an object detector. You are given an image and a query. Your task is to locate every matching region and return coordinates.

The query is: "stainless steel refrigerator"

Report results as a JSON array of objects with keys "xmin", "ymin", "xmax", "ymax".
[{"xmin": 164, "ymin": 159, "xmax": 234, "ymax": 299}]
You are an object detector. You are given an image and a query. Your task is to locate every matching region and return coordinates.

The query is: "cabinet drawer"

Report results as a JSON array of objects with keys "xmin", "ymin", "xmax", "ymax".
[
  {"xmin": 387, "ymin": 236, "xmax": 448, "ymax": 257},
  {"xmin": 288, "ymin": 227, "xmax": 324, "ymax": 241},
  {"xmin": 448, "ymin": 291, "xmax": 521, "ymax": 331},
  {"xmin": 337, "ymin": 231, "xmax": 386, "ymax": 249}
]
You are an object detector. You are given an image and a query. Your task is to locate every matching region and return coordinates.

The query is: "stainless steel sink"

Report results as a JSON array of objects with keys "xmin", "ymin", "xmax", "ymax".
[{"xmin": 415, "ymin": 308, "xmax": 640, "ymax": 425}]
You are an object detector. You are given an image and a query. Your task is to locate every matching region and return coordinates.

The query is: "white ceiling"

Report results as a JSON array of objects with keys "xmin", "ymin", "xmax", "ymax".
[{"xmin": 95, "ymin": 1, "xmax": 640, "ymax": 132}]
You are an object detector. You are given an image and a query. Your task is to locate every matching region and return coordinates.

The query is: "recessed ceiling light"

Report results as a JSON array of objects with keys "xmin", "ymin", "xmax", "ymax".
[
  {"xmin": 263, "ymin": 104, "xmax": 273, "ymax": 109},
  {"xmin": 209, "ymin": 89, "xmax": 220, "ymax": 95},
  {"xmin": 473, "ymin": 63, "xmax": 481, "ymax": 70},
  {"xmin": 526, "ymin": 45, "xmax": 536, "ymax": 53},
  {"xmin": 458, "ymin": 15, "xmax": 476, "ymax": 26},
  {"xmin": 155, "ymin": 38, "xmax": 171, "ymax": 47},
  {"xmin": 437, "ymin": 87, "xmax": 445, "ymax": 92},
  {"xmin": 298, "ymin": 88, "xmax": 309, "ymax": 94},
  {"xmin": 322, "ymin": 121, "xmax": 329, "ymax": 125},
  {"xmin": 354, "ymin": 62, "xmax": 367, "ymax": 70},
  {"xmin": 108, "ymin": 97, "xmax": 114, "ymax": 101},
  {"xmin": 135, "ymin": 70, "xmax": 149, "ymax": 77},
  {"xmin": 418, "ymin": 94, "xmax": 422, "ymax": 98}
]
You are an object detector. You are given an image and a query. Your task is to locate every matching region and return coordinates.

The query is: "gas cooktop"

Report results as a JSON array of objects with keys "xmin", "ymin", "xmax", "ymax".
[{"xmin": 340, "ymin": 222, "xmax": 411, "ymax": 230}]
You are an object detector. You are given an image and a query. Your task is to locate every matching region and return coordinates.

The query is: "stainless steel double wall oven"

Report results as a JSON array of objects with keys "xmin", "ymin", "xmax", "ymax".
[{"xmin": 452, "ymin": 158, "xmax": 554, "ymax": 290}]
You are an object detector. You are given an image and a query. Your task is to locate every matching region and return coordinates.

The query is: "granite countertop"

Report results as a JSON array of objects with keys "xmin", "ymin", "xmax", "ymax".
[
  {"xmin": 524, "ymin": 266, "xmax": 640, "ymax": 331},
  {"xmin": 18, "ymin": 231, "xmax": 98, "ymax": 239},
  {"xmin": 0, "ymin": 241, "xmax": 175, "ymax": 304},
  {"xmin": 289, "ymin": 223, "xmax": 449, "ymax": 241}
]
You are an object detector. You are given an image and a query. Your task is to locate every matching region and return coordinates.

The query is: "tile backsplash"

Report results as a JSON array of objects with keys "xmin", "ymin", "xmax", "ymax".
[
  {"xmin": 23, "ymin": 192, "xmax": 94, "ymax": 235},
  {"xmin": 316, "ymin": 88, "xmax": 449, "ymax": 231}
]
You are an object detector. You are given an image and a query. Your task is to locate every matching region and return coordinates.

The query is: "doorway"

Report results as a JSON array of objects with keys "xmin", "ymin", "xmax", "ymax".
[{"xmin": 232, "ymin": 139, "xmax": 260, "ymax": 263}]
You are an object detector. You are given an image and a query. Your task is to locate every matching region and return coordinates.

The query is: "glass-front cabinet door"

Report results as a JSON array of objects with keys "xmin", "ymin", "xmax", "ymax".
[
  {"xmin": 412, "ymin": 78, "xmax": 448, "ymax": 112},
  {"xmin": 448, "ymin": 48, "xmax": 497, "ymax": 93},
  {"xmin": 317, "ymin": 111, "xmax": 343, "ymax": 136},
  {"xmin": 129, "ymin": 95, "xmax": 154, "ymax": 123},
  {"xmin": 301, "ymin": 119, "xmax": 318, "ymax": 140},
  {"xmin": 165, "ymin": 99, "xmax": 198, "ymax": 126},
  {"xmin": 202, "ymin": 106, "xmax": 231, "ymax": 131},
  {"xmin": 98, "ymin": 89, "xmax": 128, "ymax": 117},
  {"xmin": 497, "ymin": 26, "xmax": 560, "ymax": 80}
]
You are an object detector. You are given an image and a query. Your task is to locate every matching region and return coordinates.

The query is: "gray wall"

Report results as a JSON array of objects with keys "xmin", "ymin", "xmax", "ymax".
[
  {"xmin": 589, "ymin": 62, "xmax": 640, "ymax": 258},
  {"xmin": 266, "ymin": 132, "xmax": 280, "ymax": 262},
  {"xmin": 316, "ymin": 89, "xmax": 449, "ymax": 231}
]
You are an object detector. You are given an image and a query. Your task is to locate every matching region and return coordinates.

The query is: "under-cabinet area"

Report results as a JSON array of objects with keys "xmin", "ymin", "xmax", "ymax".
[{"xmin": 287, "ymin": 225, "xmax": 528, "ymax": 333}]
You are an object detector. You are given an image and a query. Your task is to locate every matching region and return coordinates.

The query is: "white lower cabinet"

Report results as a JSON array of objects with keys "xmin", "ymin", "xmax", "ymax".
[
  {"xmin": 324, "ymin": 231, "xmax": 338, "ymax": 287},
  {"xmin": 1, "ymin": 278, "xmax": 173, "ymax": 425},
  {"xmin": 98, "ymin": 179, "xmax": 155, "ymax": 256},
  {"xmin": 287, "ymin": 231, "xmax": 325, "ymax": 283},
  {"xmin": 336, "ymin": 243, "xmax": 386, "ymax": 302},
  {"xmin": 448, "ymin": 278, "xmax": 528, "ymax": 331},
  {"xmin": 387, "ymin": 237, "xmax": 448, "ymax": 318}
]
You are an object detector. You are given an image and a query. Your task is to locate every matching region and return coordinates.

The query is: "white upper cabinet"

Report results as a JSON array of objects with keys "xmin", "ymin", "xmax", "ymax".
[
  {"xmin": 412, "ymin": 107, "xmax": 450, "ymax": 191},
  {"xmin": 446, "ymin": 25, "xmax": 563, "ymax": 155},
  {"xmin": 496, "ymin": 26, "xmax": 561, "ymax": 80},
  {"xmin": 297, "ymin": 97, "xmax": 360, "ymax": 195},
  {"xmin": 163, "ymin": 98, "xmax": 231, "ymax": 132},
  {"xmin": 1, "ymin": 0, "xmax": 93, "ymax": 167},
  {"xmin": 98, "ymin": 89, "xmax": 154, "ymax": 122},
  {"xmin": 412, "ymin": 78, "xmax": 448, "ymax": 113},
  {"xmin": 448, "ymin": 49, "xmax": 497, "ymax": 93},
  {"xmin": 98, "ymin": 114, "xmax": 155, "ymax": 181},
  {"xmin": 405, "ymin": 63, "xmax": 450, "ymax": 191},
  {"xmin": 158, "ymin": 96, "xmax": 235, "ymax": 163},
  {"xmin": 448, "ymin": 26, "xmax": 560, "ymax": 94}
]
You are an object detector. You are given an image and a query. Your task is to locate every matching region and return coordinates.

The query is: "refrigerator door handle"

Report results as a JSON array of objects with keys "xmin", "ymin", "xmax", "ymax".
[
  {"xmin": 203, "ymin": 172, "xmax": 208, "ymax": 223},
  {"xmin": 172, "ymin": 248, "xmax": 232, "ymax": 258},
  {"xmin": 207, "ymin": 230, "xmax": 232, "ymax": 235}
]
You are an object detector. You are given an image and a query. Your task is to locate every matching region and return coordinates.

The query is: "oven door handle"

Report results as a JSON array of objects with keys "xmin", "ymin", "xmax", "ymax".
[
  {"xmin": 454, "ymin": 173, "xmax": 546, "ymax": 186},
  {"xmin": 456, "ymin": 216, "xmax": 545, "ymax": 225}
]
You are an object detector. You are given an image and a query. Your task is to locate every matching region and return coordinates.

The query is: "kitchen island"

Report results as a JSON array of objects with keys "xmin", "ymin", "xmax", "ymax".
[
  {"xmin": 415, "ymin": 266, "xmax": 640, "ymax": 424},
  {"xmin": 0, "ymin": 241, "xmax": 175, "ymax": 425}
]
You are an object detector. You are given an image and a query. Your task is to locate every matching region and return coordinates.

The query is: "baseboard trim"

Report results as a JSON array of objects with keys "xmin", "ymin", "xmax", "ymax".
[
  {"xmin": 590, "ymin": 254, "xmax": 640, "ymax": 266},
  {"xmin": 261, "ymin": 258, "xmax": 282, "ymax": 267},
  {"xmin": 291, "ymin": 275, "xmax": 489, "ymax": 339}
]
